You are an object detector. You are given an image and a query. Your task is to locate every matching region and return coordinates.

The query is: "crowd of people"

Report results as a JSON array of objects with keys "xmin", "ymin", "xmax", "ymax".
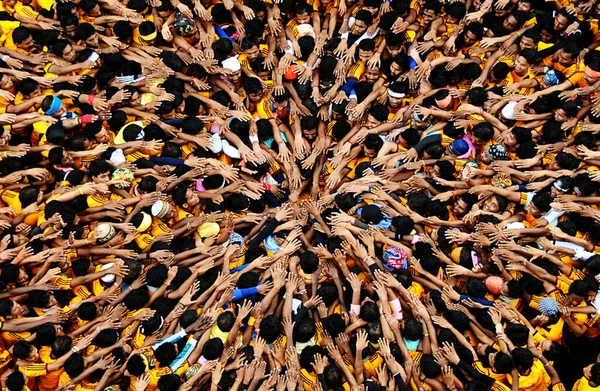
[{"xmin": 1, "ymin": 0, "xmax": 600, "ymax": 389}]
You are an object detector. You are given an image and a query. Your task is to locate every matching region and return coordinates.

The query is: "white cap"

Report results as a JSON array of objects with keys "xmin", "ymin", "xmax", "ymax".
[
  {"xmin": 222, "ymin": 56, "xmax": 241, "ymax": 72},
  {"xmin": 506, "ymin": 222, "xmax": 526, "ymax": 230},
  {"xmin": 109, "ymin": 148, "xmax": 126, "ymax": 164},
  {"xmin": 95, "ymin": 223, "xmax": 116, "ymax": 244},
  {"xmin": 100, "ymin": 263, "xmax": 115, "ymax": 284},
  {"xmin": 501, "ymin": 101, "xmax": 518, "ymax": 120},
  {"xmin": 151, "ymin": 200, "xmax": 171, "ymax": 218},
  {"xmin": 209, "ymin": 133, "xmax": 223, "ymax": 154}
]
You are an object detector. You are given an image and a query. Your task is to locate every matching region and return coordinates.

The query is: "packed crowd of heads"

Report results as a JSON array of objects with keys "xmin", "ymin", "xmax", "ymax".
[{"xmin": 2, "ymin": 0, "xmax": 600, "ymax": 389}]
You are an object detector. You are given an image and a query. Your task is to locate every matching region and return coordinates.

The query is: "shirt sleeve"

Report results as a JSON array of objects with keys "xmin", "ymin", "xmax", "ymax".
[
  {"xmin": 152, "ymin": 329, "xmax": 187, "ymax": 351},
  {"xmin": 232, "ymin": 286, "xmax": 260, "ymax": 301},
  {"xmin": 169, "ymin": 337, "xmax": 198, "ymax": 372}
]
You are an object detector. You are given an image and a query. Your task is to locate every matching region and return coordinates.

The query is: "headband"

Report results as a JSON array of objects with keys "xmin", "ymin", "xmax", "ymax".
[
  {"xmin": 585, "ymin": 66, "xmax": 600, "ymax": 79},
  {"xmin": 388, "ymin": 90, "xmax": 405, "ymax": 99},
  {"xmin": 45, "ymin": 96, "xmax": 62, "ymax": 115},
  {"xmin": 140, "ymin": 31, "xmax": 157, "ymax": 41},
  {"xmin": 435, "ymin": 94, "xmax": 452, "ymax": 109},
  {"xmin": 554, "ymin": 180, "xmax": 569, "ymax": 193}
]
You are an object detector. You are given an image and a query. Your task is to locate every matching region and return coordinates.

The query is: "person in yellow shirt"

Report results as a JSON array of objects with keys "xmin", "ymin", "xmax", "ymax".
[
  {"xmin": 573, "ymin": 364, "xmax": 600, "ymax": 391},
  {"xmin": 506, "ymin": 348, "xmax": 550, "ymax": 391}
]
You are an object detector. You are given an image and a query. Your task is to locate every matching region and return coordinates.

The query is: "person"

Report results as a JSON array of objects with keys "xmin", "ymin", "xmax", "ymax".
[{"xmin": 0, "ymin": 0, "xmax": 600, "ymax": 390}]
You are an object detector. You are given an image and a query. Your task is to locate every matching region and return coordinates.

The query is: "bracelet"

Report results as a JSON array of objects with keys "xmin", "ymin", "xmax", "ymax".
[
  {"xmin": 72, "ymin": 346, "xmax": 80, "ymax": 353},
  {"xmin": 1, "ymin": 55, "xmax": 7, "ymax": 61},
  {"xmin": 86, "ymin": 94, "xmax": 95, "ymax": 105},
  {"xmin": 42, "ymin": 318, "xmax": 47, "ymax": 324},
  {"xmin": 277, "ymin": 140, "xmax": 285, "ymax": 144},
  {"xmin": 15, "ymin": 257, "xmax": 21, "ymax": 263}
]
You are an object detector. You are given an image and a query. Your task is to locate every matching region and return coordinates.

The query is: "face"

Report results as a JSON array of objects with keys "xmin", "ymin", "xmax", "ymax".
[
  {"xmin": 453, "ymin": 198, "xmax": 468, "ymax": 216},
  {"xmin": 0, "ymin": 128, "xmax": 10, "ymax": 146},
  {"xmin": 584, "ymin": 74, "xmax": 598, "ymax": 85},
  {"xmin": 366, "ymin": 114, "xmax": 380, "ymax": 129},
  {"xmin": 62, "ymin": 44, "xmax": 76, "ymax": 62},
  {"xmin": 423, "ymin": 9, "xmax": 437, "ymax": 24},
  {"xmin": 95, "ymin": 127, "xmax": 110, "ymax": 143},
  {"xmin": 365, "ymin": 6, "xmax": 378, "ymax": 15},
  {"xmin": 363, "ymin": 146, "xmax": 377, "ymax": 158},
  {"xmin": 0, "ymin": 74, "xmax": 13, "ymax": 91},
  {"xmin": 554, "ymin": 108, "xmax": 568, "ymax": 122},
  {"xmin": 550, "ymin": 185, "xmax": 565, "ymax": 198},
  {"xmin": 65, "ymin": 24, "xmax": 77, "ymax": 38},
  {"xmin": 130, "ymin": 92, "xmax": 141, "ymax": 106},
  {"xmin": 390, "ymin": 61, "xmax": 403, "ymax": 77},
  {"xmin": 494, "ymin": 8, "xmax": 509, "ymax": 17},
  {"xmin": 365, "ymin": 68, "xmax": 380, "ymax": 83},
  {"xmin": 332, "ymin": 111, "xmax": 345, "ymax": 120},
  {"xmin": 17, "ymin": 35, "xmax": 33, "ymax": 50},
  {"xmin": 9, "ymin": 301, "xmax": 26, "ymax": 318},
  {"xmin": 517, "ymin": 0, "xmax": 531, "ymax": 11},
  {"xmin": 16, "ymin": 268, "xmax": 28, "ymax": 285},
  {"xmin": 273, "ymin": 100, "xmax": 288, "ymax": 110},
  {"xmin": 517, "ymin": 36, "xmax": 535, "ymax": 52},
  {"xmin": 554, "ymin": 14, "xmax": 569, "ymax": 31},
  {"xmin": 248, "ymin": 91, "xmax": 263, "ymax": 103},
  {"xmin": 558, "ymin": 51, "xmax": 575, "ymax": 67},
  {"xmin": 257, "ymin": 71, "xmax": 271, "ymax": 81},
  {"xmin": 28, "ymin": 346, "xmax": 39, "ymax": 361},
  {"xmin": 358, "ymin": 49, "xmax": 374, "ymax": 63},
  {"xmin": 388, "ymin": 95, "xmax": 402, "ymax": 108},
  {"xmin": 387, "ymin": 45, "xmax": 401, "ymax": 57},
  {"xmin": 540, "ymin": 29, "xmax": 554, "ymax": 43},
  {"xmin": 354, "ymin": 19, "xmax": 368, "ymax": 35},
  {"xmin": 53, "ymin": 104, "xmax": 67, "ymax": 117},
  {"xmin": 525, "ymin": 201, "xmax": 539, "ymax": 215},
  {"xmin": 464, "ymin": 31, "xmax": 478, "ymax": 47},
  {"xmin": 296, "ymin": 11, "xmax": 310, "ymax": 24},
  {"xmin": 62, "ymin": 150, "xmax": 74, "ymax": 166},
  {"xmin": 503, "ymin": 15, "xmax": 518, "ymax": 31},
  {"xmin": 568, "ymin": 293, "xmax": 585, "ymax": 306},
  {"xmin": 93, "ymin": 172, "xmax": 110, "ymax": 184},
  {"xmin": 244, "ymin": 46, "xmax": 261, "ymax": 62},
  {"xmin": 89, "ymin": 4, "xmax": 101, "ymax": 16},
  {"xmin": 185, "ymin": 188, "xmax": 200, "ymax": 207},
  {"xmin": 514, "ymin": 56, "xmax": 529, "ymax": 76},
  {"xmin": 302, "ymin": 127, "xmax": 317, "ymax": 142},
  {"xmin": 86, "ymin": 32, "xmax": 99, "ymax": 47},
  {"xmin": 483, "ymin": 195, "xmax": 500, "ymax": 212},
  {"xmin": 229, "ymin": 70, "xmax": 242, "ymax": 85}
]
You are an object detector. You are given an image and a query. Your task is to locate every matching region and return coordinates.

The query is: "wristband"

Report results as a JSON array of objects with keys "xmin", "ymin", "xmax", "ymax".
[
  {"xmin": 261, "ymin": 182, "xmax": 272, "ymax": 191},
  {"xmin": 248, "ymin": 316, "xmax": 256, "ymax": 326},
  {"xmin": 42, "ymin": 318, "xmax": 47, "ymax": 324},
  {"xmin": 78, "ymin": 114, "xmax": 94, "ymax": 124},
  {"xmin": 517, "ymin": 184, "xmax": 527, "ymax": 191},
  {"xmin": 85, "ymin": 94, "xmax": 95, "ymax": 105},
  {"xmin": 1, "ymin": 55, "xmax": 7, "ymax": 61}
]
